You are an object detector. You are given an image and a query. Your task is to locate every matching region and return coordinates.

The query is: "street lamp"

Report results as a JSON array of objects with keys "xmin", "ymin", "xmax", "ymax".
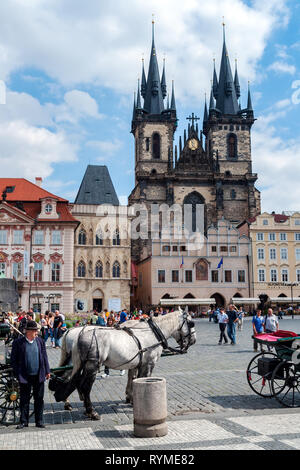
[{"xmin": 28, "ymin": 262, "xmax": 34, "ymax": 310}]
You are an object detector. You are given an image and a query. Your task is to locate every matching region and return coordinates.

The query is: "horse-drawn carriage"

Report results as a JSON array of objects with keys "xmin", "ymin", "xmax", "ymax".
[
  {"xmin": 247, "ymin": 330, "xmax": 300, "ymax": 407},
  {"xmin": 0, "ymin": 310, "xmax": 196, "ymax": 425}
]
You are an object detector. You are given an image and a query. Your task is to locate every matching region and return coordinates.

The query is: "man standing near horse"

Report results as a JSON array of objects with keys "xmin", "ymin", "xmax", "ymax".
[{"xmin": 11, "ymin": 320, "xmax": 51, "ymax": 429}]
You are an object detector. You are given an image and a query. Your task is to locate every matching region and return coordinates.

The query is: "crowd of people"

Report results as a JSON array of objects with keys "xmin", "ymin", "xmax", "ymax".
[{"xmin": 207, "ymin": 304, "xmax": 284, "ymax": 349}]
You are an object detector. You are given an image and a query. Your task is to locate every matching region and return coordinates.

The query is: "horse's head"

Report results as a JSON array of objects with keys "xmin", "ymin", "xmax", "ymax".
[
  {"xmin": 49, "ymin": 369, "xmax": 75, "ymax": 402},
  {"xmin": 172, "ymin": 310, "xmax": 196, "ymax": 352}
]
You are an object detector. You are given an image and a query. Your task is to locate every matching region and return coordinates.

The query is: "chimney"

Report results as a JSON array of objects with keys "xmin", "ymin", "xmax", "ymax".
[{"xmin": 35, "ymin": 177, "xmax": 43, "ymax": 187}]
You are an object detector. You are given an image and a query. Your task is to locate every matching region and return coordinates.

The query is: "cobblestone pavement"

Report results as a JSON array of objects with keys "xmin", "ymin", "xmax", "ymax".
[{"xmin": 1, "ymin": 316, "xmax": 300, "ymax": 450}]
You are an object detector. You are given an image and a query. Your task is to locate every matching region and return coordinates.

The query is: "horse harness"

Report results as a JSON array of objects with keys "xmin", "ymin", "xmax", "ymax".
[{"xmin": 77, "ymin": 314, "xmax": 195, "ymax": 371}]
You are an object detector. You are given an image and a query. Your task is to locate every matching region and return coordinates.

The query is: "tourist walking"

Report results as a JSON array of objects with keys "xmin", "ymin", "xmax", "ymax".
[
  {"xmin": 10, "ymin": 320, "xmax": 50, "ymax": 429},
  {"xmin": 264, "ymin": 308, "xmax": 279, "ymax": 333},
  {"xmin": 252, "ymin": 309, "xmax": 264, "ymax": 351},
  {"xmin": 53, "ymin": 310, "xmax": 63, "ymax": 348},
  {"xmin": 226, "ymin": 304, "xmax": 239, "ymax": 345},
  {"xmin": 217, "ymin": 308, "xmax": 228, "ymax": 345},
  {"xmin": 237, "ymin": 307, "xmax": 245, "ymax": 331}
]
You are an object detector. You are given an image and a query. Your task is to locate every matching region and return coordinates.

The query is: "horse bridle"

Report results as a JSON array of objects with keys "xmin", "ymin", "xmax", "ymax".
[{"xmin": 148, "ymin": 313, "xmax": 195, "ymax": 354}]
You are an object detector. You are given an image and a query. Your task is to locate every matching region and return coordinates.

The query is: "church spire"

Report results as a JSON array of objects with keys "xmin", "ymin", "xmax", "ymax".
[
  {"xmin": 247, "ymin": 82, "xmax": 253, "ymax": 114},
  {"xmin": 213, "ymin": 59, "xmax": 219, "ymax": 100},
  {"xmin": 170, "ymin": 80, "xmax": 176, "ymax": 111},
  {"xmin": 143, "ymin": 19, "xmax": 165, "ymax": 115},
  {"xmin": 161, "ymin": 58, "xmax": 167, "ymax": 99},
  {"xmin": 203, "ymin": 94, "xmax": 208, "ymax": 123},
  {"xmin": 136, "ymin": 79, "xmax": 142, "ymax": 109},
  {"xmin": 141, "ymin": 58, "xmax": 147, "ymax": 99},
  {"xmin": 215, "ymin": 24, "xmax": 239, "ymax": 115},
  {"xmin": 234, "ymin": 59, "xmax": 241, "ymax": 100}
]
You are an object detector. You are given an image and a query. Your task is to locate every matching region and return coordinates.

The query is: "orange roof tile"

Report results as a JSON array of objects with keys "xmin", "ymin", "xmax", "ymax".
[{"xmin": 0, "ymin": 178, "xmax": 67, "ymax": 202}]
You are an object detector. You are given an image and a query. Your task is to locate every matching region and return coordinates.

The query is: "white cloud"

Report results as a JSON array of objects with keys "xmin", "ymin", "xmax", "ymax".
[
  {"xmin": 268, "ymin": 61, "xmax": 296, "ymax": 75},
  {"xmin": 0, "ymin": 120, "xmax": 77, "ymax": 179},
  {"xmin": 86, "ymin": 139, "xmax": 123, "ymax": 157},
  {"xmin": 0, "ymin": 0, "xmax": 291, "ymax": 103},
  {"xmin": 253, "ymin": 115, "xmax": 300, "ymax": 212}
]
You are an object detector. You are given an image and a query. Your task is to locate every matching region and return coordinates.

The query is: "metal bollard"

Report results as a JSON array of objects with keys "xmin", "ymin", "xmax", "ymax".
[{"xmin": 133, "ymin": 377, "xmax": 168, "ymax": 438}]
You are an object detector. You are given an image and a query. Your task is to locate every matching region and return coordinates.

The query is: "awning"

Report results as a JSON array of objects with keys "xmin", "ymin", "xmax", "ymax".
[
  {"xmin": 232, "ymin": 298, "xmax": 260, "ymax": 304},
  {"xmin": 270, "ymin": 298, "xmax": 300, "ymax": 303},
  {"xmin": 160, "ymin": 298, "xmax": 216, "ymax": 306}
]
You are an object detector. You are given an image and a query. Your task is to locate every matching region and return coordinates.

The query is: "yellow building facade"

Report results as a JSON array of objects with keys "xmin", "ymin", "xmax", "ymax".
[{"xmin": 240, "ymin": 212, "xmax": 300, "ymax": 307}]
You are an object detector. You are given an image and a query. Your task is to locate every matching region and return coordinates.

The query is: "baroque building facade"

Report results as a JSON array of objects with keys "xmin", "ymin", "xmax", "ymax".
[
  {"xmin": 0, "ymin": 178, "xmax": 78, "ymax": 313},
  {"xmin": 72, "ymin": 165, "xmax": 132, "ymax": 313}
]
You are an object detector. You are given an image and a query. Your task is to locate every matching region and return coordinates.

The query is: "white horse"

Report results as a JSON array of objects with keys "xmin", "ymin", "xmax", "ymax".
[{"xmin": 49, "ymin": 310, "xmax": 196, "ymax": 420}]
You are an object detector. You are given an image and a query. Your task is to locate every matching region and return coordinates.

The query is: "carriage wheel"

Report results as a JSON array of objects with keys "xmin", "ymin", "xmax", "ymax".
[
  {"xmin": 271, "ymin": 362, "xmax": 300, "ymax": 408},
  {"xmin": 246, "ymin": 351, "xmax": 278, "ymax": 398},
  {"xmin": 0, "ymin": 368, "xmax": 21, "ymax": 426}
]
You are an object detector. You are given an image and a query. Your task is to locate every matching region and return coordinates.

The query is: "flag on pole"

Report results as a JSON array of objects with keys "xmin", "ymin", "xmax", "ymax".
[
  {"xmin": 180, "ymin": 256, "xmax": 184, "ymax": 268},
  {"xmin": 217, "ymin": 257, "xmax": 223, "ymax": 269}
]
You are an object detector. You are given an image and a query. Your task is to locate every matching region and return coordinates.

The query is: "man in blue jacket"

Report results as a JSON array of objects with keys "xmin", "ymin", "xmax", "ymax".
[{"xmin": 11, "ymin": 320, "xmax": 51, "ymax": 429}]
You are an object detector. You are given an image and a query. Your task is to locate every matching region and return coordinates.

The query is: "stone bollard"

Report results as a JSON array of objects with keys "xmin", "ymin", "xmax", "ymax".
[{"xmin": 133, "ymin": 377, "xmax": 168, "ymax": 438}]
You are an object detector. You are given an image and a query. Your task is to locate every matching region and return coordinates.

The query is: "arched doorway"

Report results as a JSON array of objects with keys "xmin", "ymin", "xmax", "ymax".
[
  {"xmin": 184, "ymin": 293, "xmax": 195, "ymax": 299},
  {"xmin": 162, "ymin": 293, "xmax": 171, "ymax": 299},
  {"xmin": 211, "ymin": 293, "xmax": 225, "ymax": 308},
  {"xmin": 92, "ymin": 288, "xmax": 104, "ymax": 313}
]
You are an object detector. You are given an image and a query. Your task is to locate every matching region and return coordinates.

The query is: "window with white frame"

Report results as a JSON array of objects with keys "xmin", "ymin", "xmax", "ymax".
[
  {"xmin": 257, "ymin": 248, "xmax": 265, "ymax": 260},
  {"xmin": 51, "ymin": 230, "xmax": 61, "ymax": 245},
  {"xmin": 51, "ymin": 262, "xmax": 61, "ymax": 282},
  {"xmin": 158, "ymin": 270, "xmax": 165, "ymax": 283},
  {"xmin": 34, "ymin": 262, "xmax": 43, "ymax": 281},
  {"xmin": 33, "ymin": 230, "xmax": 44, "ymax": 245},
  {"xmin": 295, "ymin": 233, "xmax": 300, "ymax": 241},
  {"xmin": 257, "ymin": 233, "xmax": 264, "ymax": 241},
  {"xmin": 0, "ymin": 230, "xmax": 7, "ymax": 244},
  {"xmin": 238, "ymin": 270, "xmax": 246, "ymax": 283},
  {"xmin": 12, "ymin": 262, "xmax": 22, "ymax": 280},
  {"xmin": 295, "ymin": 219, "xmax": 300, "ymax": 226},
  {"xmin": 281, "ymin": 269, "xmax": 289, "ymax": 282},
  {"xmin": 13, "ymin": 230, "xmax": 23, "ymax": 244},
  {"xmin": 269, "ymin": 233, "xmax": 276, "ymax": 241},
  {"xmin": 185, "ymin": 270, "xmax": 193, "ymax": 283},
  {"xmin": 296, "ymin": 248, "xmax": 300, "ymax": 261},
  {"xmin": 280, "ymin": 248, "xmax": 288, "ymax": 260},
  {"xmin": 270, "ymin": 269, "xmax": 278, "ymax": 282},
  {"xmin": 280, "ymin": 233, "xmax": 287, "ymax": 241},
  {"xmin": 258, "ymin": 269, "xmax": 265, "ymax": 282},
  {"xmin": 269, "ymin": 248, "xmax": 276, "ymax": 260},
  {"xmin": 263, "ymin": 219, "xmax": 269, "ymax": 226}
]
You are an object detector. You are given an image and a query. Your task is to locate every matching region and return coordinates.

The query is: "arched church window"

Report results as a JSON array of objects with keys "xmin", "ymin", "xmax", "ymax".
[
  {"xmin": 112, "ymin": 261, "xmax": 120, "ymax": 278},
  {"xmin": 78, "ymin": 229, "xmax": 86, "ymax": 245},
  {"xmin": 183, "ymin": 191, "xmax": 205, "ymax": 233},
  {"xmin": 113, "ymin": 229, "xmax": 120, "ymax": 246},
  {"xmin": 227, "ymin": 133, "xmax": 237, "ymax": 159},
  {"xmin": 95, "ymin": 261, "xmax": 103, "ymax": 278},
  {"xmin": 152, "ymin": 133, "xmax": 161, "ymax": 159},
  {"xmin": 77, "ymin": 261, "xmax": 86, "ymax": 278}
]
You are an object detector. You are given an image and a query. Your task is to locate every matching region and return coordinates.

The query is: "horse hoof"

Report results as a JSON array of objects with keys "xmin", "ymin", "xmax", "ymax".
[
  {"xmin": 91, "ymin": 412, "xmax": 101, "ymax": 421},
  {"xmin": 64, "ymin": 403, "xmax": 73, "ymax": 411}
]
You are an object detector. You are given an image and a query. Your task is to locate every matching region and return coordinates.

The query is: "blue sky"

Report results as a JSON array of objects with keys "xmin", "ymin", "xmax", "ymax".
[{"xmin": 1, "ymin": 0, "xmax": 300, "ymax": 212}]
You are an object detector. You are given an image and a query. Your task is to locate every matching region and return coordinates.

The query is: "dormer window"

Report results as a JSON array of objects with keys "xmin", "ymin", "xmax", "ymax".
[{"xmin": 45, "ymin": 204, "xmax": 53, "ymax": 214}]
